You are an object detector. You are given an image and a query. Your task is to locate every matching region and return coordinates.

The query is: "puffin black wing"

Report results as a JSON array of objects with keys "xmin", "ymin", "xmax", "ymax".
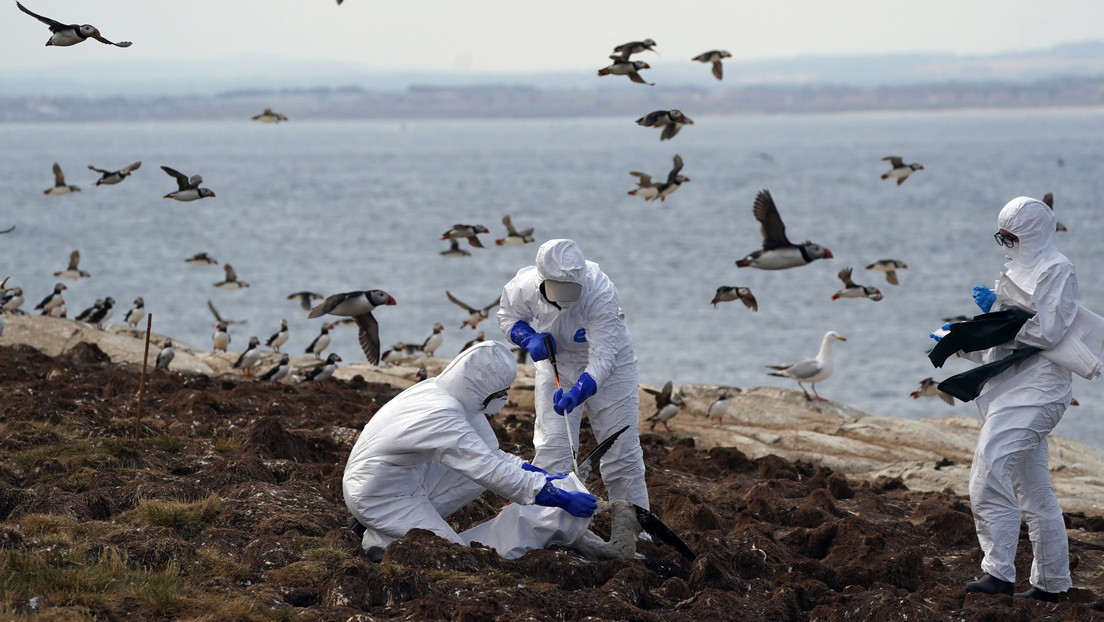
[
  {"xmin": 634, "ymin": 505, "xmax": 696, "ymax": 561},
  {"xmin": 752, "ymin": 189, "xmax": 792, "ymax": 250},
  {"xmin": 16, "ymin": 2, "xmax": 67, "ymax": 30},
  {"xmin": 353, "ymin": 312, "xmax": 381, "ymax": 365},
  {"xmin": 161, "ymin": 165, "xmax": 192, "ymax": 191}
]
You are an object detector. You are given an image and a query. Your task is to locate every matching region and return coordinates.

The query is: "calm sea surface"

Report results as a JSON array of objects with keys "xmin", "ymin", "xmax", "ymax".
[{"xmin": 3, "ymin": 109, "xmax": 1104, "ymax": 447}]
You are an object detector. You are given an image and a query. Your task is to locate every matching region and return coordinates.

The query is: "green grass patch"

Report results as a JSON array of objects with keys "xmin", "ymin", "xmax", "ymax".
[
  {"xmin": 193, "ymin": 548, "xmax": 250, "ymax": 583},
  {"xmin": 145, "ymin": 433, "xmax": 186, "ymax": 453},
  {"xmin": 213, "ymin": 435, "xmax": 243, "ymax": 454},
  {"xmin": 127, "ymin": 494, "xmax": 221, "ymax": 536}
]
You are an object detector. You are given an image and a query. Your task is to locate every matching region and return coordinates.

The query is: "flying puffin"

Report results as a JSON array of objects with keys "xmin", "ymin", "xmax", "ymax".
[
  {"xmin": 185, "ymin": 252, "xmax": 218, "ymax": 266},
  {"xmin": 691, "ymin": 50, "xmax": 732, "ymax": 80},
  {"xmin": 880, "ymin": 156, "xmax": 924, "ymax": 185},
  {"xmin": 213, "ymin": 264, "xmax": 249, "ymax": 290},
  {"xmin": 161, "ymin": 165, "xmax": 215, "ymax": 201},
  {"xmin": 651, "ymin": 154, "xmax": 690, "ymax": 202},
  {"xmin": 440, "ymin": 224, "xmax": 489, "ymax": 248},
  {"xmin": 307, "ymin": 289, "xmax": 397, "ymax": 365},
  {"xmin": 88, "ymin": 161, "xmax": 141, "ymax": 186},
  {"xmin": 445, "ymin": 290, "xmax": 500, "ymax": 329},
  {"xmin": 251, "ymin": 108, "xmax": 288, "ymax": 123},
  {"xmin": 865, "ymin": 259, "xmax": 908, "ymax": 285},
  {"xmin": 735, "ymin": 189, "xmax": 833, "ymax": 270},
  {"xmin": 43, "ymin": 163, "xmax": 80, "ymax": 195},
  {"xmin": 612, "ymin": 39, "xmax": 657, "ymax": 60},
  {"xmin": 53, "ymin": 250, "xmax": 91, "ymax": 280},
  {"xmin": 635, "ymin": 110, "xmax": 694, "ymax": 141},
  {"xmin": 495, "ymin": 215, "xmax": 535, "ymax": 246},
  {"xmin": 831, "ymin": 267, "xmax": 883, "ymax": 301},
  {"xmin": 597, "ymin": 58, "xmax": 653, "ymax": 85},
  {"xmin": 710, "ymin": 286, "xmax": 757, "ymax": 311},
  {"xmin": 287, "ymin": 291, "xmax": 323, "ymax": 311},
  {"xmin": 440, "ymin": 239, "xmax": 472, "ymax": 258},
  {"xmin": 16, "ymin": 2, "xmax": 132, "ymax": 47}
]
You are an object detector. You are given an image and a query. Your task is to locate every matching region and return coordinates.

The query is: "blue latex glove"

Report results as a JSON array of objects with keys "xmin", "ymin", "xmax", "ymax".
[
  {"xmin": 973, "ymin": 286, "xmax": 996, "ymax": 313},
  {"xmin": 929, "ymin": 323, "xmax": 953, "ymax": 342},
  {"xmin": 534, "ymin": 478, "xmax": 598, "ymax": 518},
  {"xmin": 553, "ymin": 372, "xmax": 598, "ymax": 416},
  {"xmin": 521, "ymin": 462, "xmax": 566, "ymax": 480},
  {"xmin": 510, "ymin": 321, "xmax": 556, "ymax": 362}
]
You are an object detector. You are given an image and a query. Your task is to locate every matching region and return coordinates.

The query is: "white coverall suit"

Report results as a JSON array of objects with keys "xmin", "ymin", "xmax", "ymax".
[
  {"xmin": 962, "ymin": 197, "xmax": 1077, "ymax": 593},
  {"xmin": 498, "ymin": 239, "xmax": 650, "ymax": 510},
  {"xmin": 342, "ymin": 341, "xmax": 582, "ymax": 561}
]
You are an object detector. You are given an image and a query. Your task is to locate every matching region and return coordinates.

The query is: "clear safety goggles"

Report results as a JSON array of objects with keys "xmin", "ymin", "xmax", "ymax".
[{"xmin": 481, "ymin": 388, "xmax": 509, "ymax": 409}]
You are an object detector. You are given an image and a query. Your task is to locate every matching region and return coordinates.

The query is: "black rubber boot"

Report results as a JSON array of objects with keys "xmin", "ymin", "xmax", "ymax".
[
  {"xmin": 1014, "ymin": 587, "xmax": 1060, "ymax": 602},
  {"xmin": 965, "ymin": 574, "xmax": 1014, "ymax": 595}
]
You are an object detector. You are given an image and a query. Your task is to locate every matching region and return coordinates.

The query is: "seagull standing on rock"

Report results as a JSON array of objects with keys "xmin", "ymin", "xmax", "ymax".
[{"xmin": 766, "ymin": 331, "xmax": 846, "ymax": 401}]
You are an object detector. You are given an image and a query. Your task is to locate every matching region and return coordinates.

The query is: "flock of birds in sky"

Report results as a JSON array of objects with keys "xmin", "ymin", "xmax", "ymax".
[{"xmin": 4, "ymin": 3, "xmax": 1075, "ymax": 430}]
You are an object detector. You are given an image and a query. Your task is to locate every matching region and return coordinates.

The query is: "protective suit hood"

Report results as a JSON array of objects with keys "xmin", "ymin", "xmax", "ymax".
[
  {"xmin": 434, "ymin": 341, "xmax": 516, "ymax": 413},
  {"xmin": 536, "ymin": 239, "xmax": 587, "ymax": 287},
  {"xmin": 998, "ymin": 196, "xmax": 1056, "ymax": 271}
]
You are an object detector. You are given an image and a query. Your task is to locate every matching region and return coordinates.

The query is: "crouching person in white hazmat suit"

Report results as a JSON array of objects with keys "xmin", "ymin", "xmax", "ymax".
[
  {"xmin": 342, "ymin": 340, "xmax": 597, "ymax": 562},
  {"xmin": 498, "ymin": 239, "xmax": 650, "ymax": 510},
  {"xmin": 955, "ymin": 196, "xmax": 1086, "ymax": 601}
]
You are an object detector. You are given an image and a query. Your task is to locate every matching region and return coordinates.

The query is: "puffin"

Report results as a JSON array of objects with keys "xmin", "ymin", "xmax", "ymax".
[
  {"xmin": 16, "ymin": 2, "xmax": 132, "ymax": 47},
  {"xmin": 612, "ymin": 38, "xmax": 657, "ymax": 60},
  {"xmin": 911, "ymin": 377, "xmax": 955, "ymax": 406},
  {"xmin": 421, "ymin": 322, "xmax": 445, "ymax": 357},
  {"xmin": 643, "ymin": 380, "xmax": 683, "ymax": 433},
  {"xmin": 831, "ymin": 267, "xmax": 883, "ymax": 301},
  {"xmin": 44, "ymin": 163, "xmax": 80, "ymax": 195},
  {"xmin": 736, "ymin": 189, "xmax": 833, "ymax": 270},
  {"xmin": 123, "ymin": 297, "xmax": 145, "ymax": 327},
  {"xmin": 880, "ymin": 156, "xmax": 924, "ymax": 185},
  {"xmin": 54, "ymin": 250, "xmax": 91, "ymax": 280},
  {"xmin": 161, "ymin": 165, "xmax": 215, "ymax": 201},
  {"xmin": 766, "ymin": 331, "xmax": 846, "ymax": 401},
  {"xmin": 305, "ymin": 323, "xmax": 333, "ymax": 359},
  {"xmin": 265, "ymin": 319, "xmax": 289, "ymax": 352},
  {"xmin": 287, "ymin": 291, "xmax": 323, "ymax": 311},
  {"xmin": 155, "ymin": 338, "xmax": 175, "ymax": 370},
  {"xmin": 460, "ymin": 331, "xmax": 485, "ymax": 353},
  {"xmin": 307, "ymin": 289, "xmax": 397, "ymax": 365},
  {"xmin": 651, "ymin": 154, "xmax": 690, "ymax": 202},
  {"xmin": 635, "ymin": 110, "xmax": 694, "ymax": 141},
  {"xmin": 440, "ymin": 239, "xmax": 472, "ymax": 258},
  {"xmin": 381, "ymin": 342, "xmax": 410, "ymax": 365},
  {"xmin": 214, "ymin": 264, "xmax": 249, "ymax": 290},
  {"xmin": 207, "ymin": 299, "xmax": 246, "ymax": 327},
  {"xmin": 707, "ymin": 389, "xmax": 731, "ymax": 427},
  {"xmin": 74, "ymin": 298, "xmax": 104, "ymax": 322},
  {"xmin": 1041, "ymin": 192, "xmax": 1068, "ymax": 232},
  {"xmin": 691, "ymin": 50, "xmax": 732, "ymax": 80},
  {"xmin": 2, "ymin": 287, "xmax": 25, "ymax": 314},
  {"xmin": 445, "ymin": 290, "xmax": 500, "ymax": 329},
  {"xmin": 185, "ymin": 252, "xmax": 218, "ymax": 266},
  {"xmin": 34, "ymin": 283, "xmax": 67, "ymax": 315},
  {"xmin": 233, "ymin": 336, "xmax": 263, "ymax": 377},
  {"xmin": 440, "ymin": 224, "xmax": 489, "ymax": 248},
  {"xmin": 251, "ymin": 108, "xmax": 288, "ymax": 123},
  {"xmin": 597, "ymin": 58, "xmax": 653, "ymax": 85},
  {"xmin": 304, "ymin": 352, "xmax": 342, "ymax": 383},
  {"xmin": 626, "ymin": 171, "xmax": 660, "ymax": 200},
  {"xmin": 88, "ymin": 161, "xmax": 141, "ymax": 186},
  {"xmin": 79, "ymin": 296, "xmax": 114, "ymax": 329},
  {"xmin": 710, "ymin": 286, "xmax": 757, "ymax": 311},
  {"xmin": 865, "ymin": 259, "xmax": 908, "ymax": 285},
  {"xmin": 212, "ymin": 322, "xmax": 231, "ymax": 353},
  {"xmin": 495, "ymin": 215, "xmax": 535, "ymax": 246},
  {"xmin": 258, "ymin": 353, "xmax": 290, "ymax": 382}
]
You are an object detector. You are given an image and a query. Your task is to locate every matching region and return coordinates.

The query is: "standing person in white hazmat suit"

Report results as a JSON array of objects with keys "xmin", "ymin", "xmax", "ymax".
[
  {"xmin": 955, "ymin": 196, "xmax": 1081, "ymax": 601},
  {"xmin": 498, "ymin": 239, "xmax": 650, "ymax": 510},
  {"xmin": 342, "ymin": 340, "xmax": 597, "ymax": 562}
]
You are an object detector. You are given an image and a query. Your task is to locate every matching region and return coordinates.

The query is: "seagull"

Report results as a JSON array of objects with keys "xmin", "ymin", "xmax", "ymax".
[
  {"xmin": 307, "ymin": 289, "xmax": 397, "ymax": 365},
  {"xmin": 34, "ymin": 283, "xmax": 67, "ymax": 315},
  {"xmin": 88, "ymin": 161, "xmax": 141, "ymax": 186},
  {"xmin": 736, "ymin": 189, "xmax": 833, "ymax": 270},
  {"xmin": 207, "ymin": 299, "xmax": 246, "ymax": 326},
  {"xmin": 644, "ymin": 380, "xmax": 682, "ymax": 432},
  {"xmin": 54, "ymin": 250, "xmax": 91, "ymax": 280},
  {"xmin": 214, "ymin": 264, "xmax": 249, "ymax": 290},
  {"xmin": 880, "ymin": 156, "xmax": 924, "ymax": 185},
  {"xmin": 305, "ymin": 323, "xmax": 333, "ymax": 359},
  {"xmin": 691, "ymin": 50, "xmax": 732, "ymax": 80},
  {"xmin": 186, "ymin": 252, "xmax": 218, "ymax": 266},
  {"xmin": 766, "ymin": 331, "xmax": 846, "ymax": 401},
  {"xmin": 161, "ymin": 165, "xmax": 215, "ymax": 201},
  {"xmin": 597, "ymin": 58, "xmax": 653, "ymax": 85},
  {"xmin": 446, "ymin": 291, "xmax": 500, "ymax": 329},
  {"xmin": 251, "ymin": 108, "xmax": 288, "ymax": 123},
  {"xmin": 460, "ymin": 330, "xmax": 485, "ymax": 353},
  {"xmin": 440, "ymin": 239, "xmax": 472, "ymax": 258},
  {"xmin": 212, "ymin": 322, "xmax": 231, "ymax": 353},
  {"xmin": 265, "ymin": 319, "xmax": 288, "ymax": 352},
  {"xmin": 304, "ymin": 353, "xmax": 342, "ymax": 384},
  {"xmin": 155, "ymin": 338, "xmax": 175, "ymax": 370},
  {"xmin": 233, "ymin": 336, "xmax": 263, "ymax": 377},
  {"xmin": 635, "ymin": 110, "xmax": 694, "ymax": 141},
  {"xmin": 421, "ymin": 322, "xmax": 445, "ymax": 357},
  {"xmin": 287, "ymin": 291, "xmax": 323, "ymax": 311},
  {"xmin": 43, "ymin": 163, "xmax": 80, "ymax": 195},
  {"xmin": 910, "ymin": 377, "xmax": 955, "ymax": 406},
  {"xmin": 258, "ymin": 353, "xmax": 290, "ymax": 382},
  {"xmin": 707, "ymin": 389, "xmax": 731, "ymax": 427},
  {"xmin": 495, "ymin": 215, "xmax": 535, "ymax": 246},
  {"xmin": 612, "ymin": 38, "xmax": 657, "ymax": 60},
  {"xmin": 16, "ymin": 2, "xmax": 132, "ymax": 47},
  {"xmin": 711, "ymin": 286, "xmax": 757, "ymax": 311},
  {"xmin": 831, "ymin": 267, "xmax": 882, "ymax": 301},
  {"xmin": 865, "ymin": 259, "xmax": 908, "ymax": 285},
  {"xmin": 123, "ymin": 296, "xmax": 145, "ymax": 327},
  {"xmin": 440, "ymin": 224, "xmax": 489, "ymax": 248}
]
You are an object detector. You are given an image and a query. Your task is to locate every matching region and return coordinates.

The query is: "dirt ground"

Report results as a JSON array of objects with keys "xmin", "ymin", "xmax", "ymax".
[{"xmin": 2, "ymin": 342, "xmax": 1104, "ymax": 621}]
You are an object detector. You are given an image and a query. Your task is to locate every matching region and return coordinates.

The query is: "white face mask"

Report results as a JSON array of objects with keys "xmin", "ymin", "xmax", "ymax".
[{"xmin": 483, "ymin": 395, "xmax": 508, "ymax": 415}]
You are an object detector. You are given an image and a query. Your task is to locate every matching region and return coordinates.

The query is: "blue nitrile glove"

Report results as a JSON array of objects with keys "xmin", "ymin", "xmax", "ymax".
[
  {"xmin": 973, "ymin": 286, "xmax": 996, "ymax": 313},
  {"xmin": 522, "ymin": 462, "xmax": 567, "ymax": 480},
  {"xmin": 510, "ymin": 321, "xmax": 556, "ymax": 362},
  {"xmin": 930, "ymin": 323, "xmax": 953, "ymax": 342},
  {"xmin": 553, "ymin": 372, "xmax": 598, "ymax": 416},
  {"xmin": 533, "ymin": 478, "xmax": 598, "ymax": 518}
]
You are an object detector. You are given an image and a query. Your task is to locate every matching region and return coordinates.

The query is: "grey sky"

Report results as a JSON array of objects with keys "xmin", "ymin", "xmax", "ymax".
[{"xmin": 3, "ymin": 0, "xmax": 1103, "ymax": 74}]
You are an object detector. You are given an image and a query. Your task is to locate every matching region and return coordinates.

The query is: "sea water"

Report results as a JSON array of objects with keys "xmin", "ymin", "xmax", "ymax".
[{"xmin": 2, "ymin": 108, "xmax": 1104, "ymax": 447}]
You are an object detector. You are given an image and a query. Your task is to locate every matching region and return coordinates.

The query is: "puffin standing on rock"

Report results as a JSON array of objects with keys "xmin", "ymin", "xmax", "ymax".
[
  {"xmin": 212, "ymin": 322, "xmax": 230, "ymax": 353},
  {"xmin": 34, "ymin": 283, "xmax": 67, "ymax": 315},
  {"xmin": 305, "ymin": 323, "xmax": 333, "ymax": 358},
  {"xmin": 16, "ymin": 2, "xmax": 133, "ymax": 47},
  {"xmin": 156, "ymin": 339, "xmax": 175, "ymax": 370},
  {"xmin": 304, "ymin": 352, "xmax": 342, "ymax": 384},
  {"xmin": 308, "ymin": 289, "xmax": 396, "ymax": 365},
  {"xmin": 259, "ymin": 353, "xmax": 291, "ymax": 382},
  {"xmin": 233, "ymin": 336, "xmax": 262, "ymax": 377},
  {"xmin": 124, "ymin": 297, "xmax": 145, "ymax": 327},
  {"xmin": 736, "ymin": 190, "xmax": 833, "ymax": 270},
  {"xmin": 2, "ymin": 286, "xmax": 25, "ymax": 314},
  {"xmin": 266, "ymin": 319, "xmax": 289, "ymax": 352}
]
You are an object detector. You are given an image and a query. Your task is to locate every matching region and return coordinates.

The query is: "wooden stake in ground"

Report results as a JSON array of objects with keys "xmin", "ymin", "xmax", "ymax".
[{"xmin": 135, "ymin": 313, "xmax": 152, "ymax": 440}]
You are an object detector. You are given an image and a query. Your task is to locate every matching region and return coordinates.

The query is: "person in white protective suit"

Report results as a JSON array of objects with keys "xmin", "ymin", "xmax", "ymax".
[
  {"xmin": 955, "ymin": 196, "xmax": 1081, "ymax": 601},
  {"xmin": 342, "ymin": 340, "xmax": 597, "ymax": 562},
  {"xmin": 497, "ymin": 239, "xmax": 650, "ymax": 510}
]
